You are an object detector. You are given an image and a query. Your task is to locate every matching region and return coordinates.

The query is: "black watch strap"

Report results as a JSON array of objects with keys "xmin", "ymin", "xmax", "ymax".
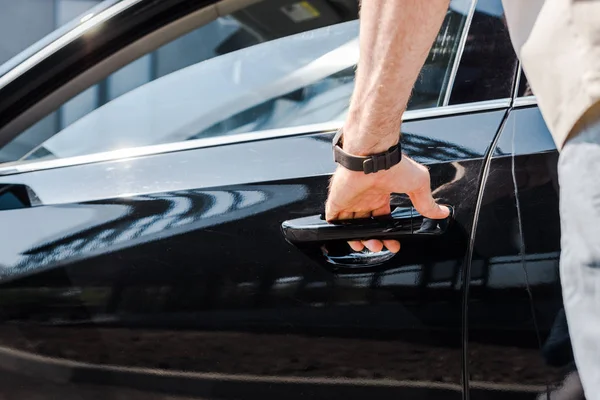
[{"xmin": 332, "ymin": 128, "xmax": 402, "ymax": 174}]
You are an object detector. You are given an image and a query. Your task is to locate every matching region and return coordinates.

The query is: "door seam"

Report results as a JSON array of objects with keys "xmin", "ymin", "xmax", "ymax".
[{"xmin": 460, "ymin": 107, "xmax": 512, "ymax": 400}]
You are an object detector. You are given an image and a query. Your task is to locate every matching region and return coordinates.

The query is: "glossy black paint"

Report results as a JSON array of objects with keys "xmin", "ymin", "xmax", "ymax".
[
  {"xmin": 281, "ymin": 206, "xmax": 453, "ymax": 243},
  {"xmin": 0, "ymin": 110, "xmax": 505, "ymax": 399},
  {"xmin": 283, "ymin": 206, "xmax": 460, "ymax": 272},
  {"xmin": 0, "ymin": 1, "xmax": 570, "ymax": 398},
  {"xmin": 468, "ymin": 105, "xmax": 574, "ymax": 399}
]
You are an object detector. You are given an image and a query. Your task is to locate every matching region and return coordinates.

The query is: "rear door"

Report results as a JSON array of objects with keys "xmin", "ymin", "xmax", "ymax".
[
  {"xmin": 0, "ymin": 0, "xmax": 517, "ymax": 399},
  {"xmin": 467, "ymin": 70, "xmax": 569, "ymax": 400}
]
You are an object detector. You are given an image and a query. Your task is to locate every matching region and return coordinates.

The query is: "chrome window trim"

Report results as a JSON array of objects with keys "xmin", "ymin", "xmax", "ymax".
[
  {"xmin": 0, "ymin": 0, "xmax": 145, "ymax": 91},
  {"xmin": 0, "ymin": 98, "xmax": 510, "ymax": 177},
  {"xmin": 513, "ymin": 96, "xmax": 537, "ymax": 108},
  {"xmin": 407, "ymin": 97, "xmax": 509, "ymax": 119},
  {"xmin": 442, "ymin": 0, "xmax": 478, "ymax": 106},
  {"xmin": 511, "ymin": 62, "xmax": 522, "ymax": 103},
  {"xmin": 512, "ymin": 65, "xmax": 538, "ymax": 108}
]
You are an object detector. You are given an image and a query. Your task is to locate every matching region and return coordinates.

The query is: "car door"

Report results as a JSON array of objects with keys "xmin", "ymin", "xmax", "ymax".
[
  {"xmin": 467, "ymin": 70, "xmax": 571, "ymax": 400},
  {"xmin": 0, "ymin": 0, "xmax": 517, "ymax": 399}
]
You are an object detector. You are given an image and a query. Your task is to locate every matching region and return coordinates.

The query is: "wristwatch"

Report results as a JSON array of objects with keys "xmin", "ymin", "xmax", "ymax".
[{"xmin": 332, "ymin": 128, "xmax": 402, "ymax": 174}]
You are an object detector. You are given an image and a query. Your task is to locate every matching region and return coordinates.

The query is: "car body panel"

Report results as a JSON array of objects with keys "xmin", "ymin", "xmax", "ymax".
[
  {"xmin": 0, "ymin": 109, "xmax": 506, "ymax": 399},
  {"xmin": 468, "ymin": 104, "xmax": 567, "ymax": 398},
  {"xmin": 0, "ymin": 1, "xmax": 563, "ymax": 399}
]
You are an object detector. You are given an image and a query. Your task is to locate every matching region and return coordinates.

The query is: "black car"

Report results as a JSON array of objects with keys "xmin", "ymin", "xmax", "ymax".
[{"xmin": 0, "ymin": 0, "xmax": 573, "ymax": 399}]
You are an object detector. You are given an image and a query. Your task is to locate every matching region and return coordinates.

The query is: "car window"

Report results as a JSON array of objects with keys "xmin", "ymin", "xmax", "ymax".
[
  {"xmin": 448, "ymin": 0, "xmax": 518, "ymax": 105},
  {"xmin": 0, "ymin": 0, "xmax": 109, "ymax": 78},
  {"xmin": 1, "ymin": 0, "xmax": 475, "ymax": 164}
]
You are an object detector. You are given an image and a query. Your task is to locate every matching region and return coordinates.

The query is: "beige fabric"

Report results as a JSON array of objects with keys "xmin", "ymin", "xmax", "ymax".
[{"xmin": 502, "ymin": 0, "xmax": 600, "ymax": 149}]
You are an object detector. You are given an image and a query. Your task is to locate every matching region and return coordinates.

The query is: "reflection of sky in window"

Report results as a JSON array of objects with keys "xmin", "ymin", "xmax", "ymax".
[{"xmin": 33, "ymin": 21, "xmax": 359, "ymax": 159}]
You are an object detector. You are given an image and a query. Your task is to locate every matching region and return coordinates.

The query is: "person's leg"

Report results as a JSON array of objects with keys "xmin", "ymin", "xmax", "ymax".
[{"xmin": 559, "ymin": 116, "xmax": 600, "ymax": 399}]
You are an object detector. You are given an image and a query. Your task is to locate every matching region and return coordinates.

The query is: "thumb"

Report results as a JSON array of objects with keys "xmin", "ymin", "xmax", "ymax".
[{"xmin": 409, "ymin": 186, "xmax": 450, "ymax": 220}]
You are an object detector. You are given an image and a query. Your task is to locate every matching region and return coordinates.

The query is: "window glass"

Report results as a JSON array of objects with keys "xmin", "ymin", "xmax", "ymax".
[
  {"xmin": 1, "ymin": 0, "xmax": 474, "ymax": 164},
  {"xmin": 448, "ymin": 0, "xmax": 518, "ymax": 105},
  {"xmin": 0, "ymin": 0, "xmax": 102, "ymax": 72},
  {"xmin": 517, "ymin": 69, "xmax": 533, "ymax": 97}
]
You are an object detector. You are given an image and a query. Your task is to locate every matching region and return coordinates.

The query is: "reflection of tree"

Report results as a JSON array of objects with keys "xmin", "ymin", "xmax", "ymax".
[
  {"xmin": 14, "ymin": 186, "xmax": 307, "ymax": 276},
  {"xmin": 311, "ymin": 132, "xmax": 480, "ymax": 163},
  {"xmin": 17, "ymin": 191, "xmax": 208, "ymax": 273},
  {"xmin": 402, "ymin": 133, "xmax": 480, "ymax": 162},
  {"xmin": 6, "ymin": 185, "xmax": 310, "ymax": 317}
]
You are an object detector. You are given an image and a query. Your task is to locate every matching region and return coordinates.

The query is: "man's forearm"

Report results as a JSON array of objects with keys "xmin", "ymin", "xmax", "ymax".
[{"xmin": 343, "ymin": 0, "xmax": 450, "ymax": 156}]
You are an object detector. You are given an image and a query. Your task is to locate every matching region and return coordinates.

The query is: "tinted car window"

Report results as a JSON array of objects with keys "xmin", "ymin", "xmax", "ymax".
[
  {"xmin": 449, "ymin": 0, "xmax": 518, "ymax": 105},
  {"xmin": 1, "ymin": 0, "xmax": 473, "ymax": 164}
]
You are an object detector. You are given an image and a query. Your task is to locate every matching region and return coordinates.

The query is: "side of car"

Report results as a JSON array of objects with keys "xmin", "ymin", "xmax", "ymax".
[
  {"xmin": 467, "ymin": 74, "xmax": 571, "ymax": 398},
  {"xmin": 0, "ymin": 1, "xmax": 567, "ymax": 399}
]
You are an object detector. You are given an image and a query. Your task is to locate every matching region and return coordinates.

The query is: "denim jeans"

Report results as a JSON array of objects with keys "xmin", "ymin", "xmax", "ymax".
[{"xmin": 559, "ymin": 115, "xmax": 600, "ymax": 399}]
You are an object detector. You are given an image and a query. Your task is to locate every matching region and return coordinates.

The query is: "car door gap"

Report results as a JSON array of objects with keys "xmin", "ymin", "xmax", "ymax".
[
  {"xmin": 461, "ymin": 107, "xmax": 510, "ymax": 400},
  {"xmin": 509, "ymin": 108, "xmax": 552, "ymax": 399}
]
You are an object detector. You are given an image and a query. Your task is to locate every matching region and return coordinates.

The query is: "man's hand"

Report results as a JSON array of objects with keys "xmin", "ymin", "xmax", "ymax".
[
  {"xmin": 325, "ymin": 156, "xmax": 449, "ymax": 254},
  {"xmin": 324, "ymin": 0, "xmax": 450, "ymax": 253}
]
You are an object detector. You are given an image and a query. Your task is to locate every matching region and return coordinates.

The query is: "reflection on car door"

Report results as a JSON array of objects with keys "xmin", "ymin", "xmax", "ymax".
[{"xmin": 0, "ymin": 107, "xmax": 506, "ymax": 399}]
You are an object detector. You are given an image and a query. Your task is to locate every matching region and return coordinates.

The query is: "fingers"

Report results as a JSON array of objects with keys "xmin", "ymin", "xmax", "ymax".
[
  {"xmin": 349, "ymin": 211, "xmax": 370, "ymax": 252},
  {"xmin": 371, "ymin": 204, "xmax": 392, "ymax": 218},
  {"xmin": 324, "ymin": 199, "xmax": 340, "ymax": 222},
  {"xmin": 335, "ymin": 211, "xmax": 368, "ymax": 252},
  {"xmin": 409, "ymin": 185, "xmax": 451, "ymax": 220},
  {"xmin": 338, "ymin": 211, "xmax": 354, "ymax": 220},
  {"xmin": 348, "ymin": 240, "xmax": 365, "ymax": 252},
  {"xmin": 354, "ymin": 239, "xmax": 399, "ymax": 253},
  {"xmin": 383, "ymin": 239, "xmax": 401, "ymax": 253},
  {"xmin": 362, "ymin": 239, "xmax": 384, "ymax": 253},
  {"xmin": 351, "ymin": 209, "xmax": 397, "ymax": 253},
  {"xmin": 354, "ymin": 212, "xmax": 381, "ymax": 252},
  {"xmin": 367, "ymin": 203, "xmax": 399, "ymax": 253},
  {"xmin": 326, "ymin": 200, "xmax": 399, "ymax": 254}
]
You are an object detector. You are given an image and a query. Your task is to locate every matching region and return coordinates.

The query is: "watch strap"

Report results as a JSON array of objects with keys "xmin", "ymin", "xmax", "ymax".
[{"xmin": 332, "ymin": 128, "xmax": 402, "ymax": 174}]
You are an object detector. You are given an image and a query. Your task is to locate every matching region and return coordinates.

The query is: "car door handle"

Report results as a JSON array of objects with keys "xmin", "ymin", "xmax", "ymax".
[
  {"xmin": 281, "ymin": 206, "xmax": 454, "ymax": 268},
  {"xmin": 281, "ymin": 206, "xmax": 453, "ymax": 243}
]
